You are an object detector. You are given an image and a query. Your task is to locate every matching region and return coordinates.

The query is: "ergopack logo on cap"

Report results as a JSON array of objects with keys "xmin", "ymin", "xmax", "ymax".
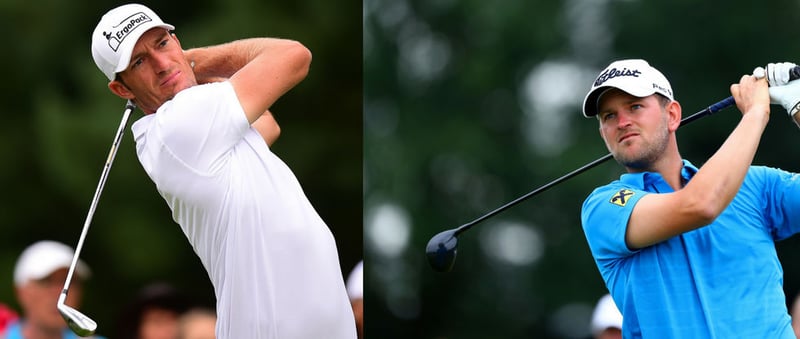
[
  {"xmin": 594, "ymin": 67, "xmax": 642, "ymax": 87},
  {"xmin": 102, "ymin": 12, "xmax": 152, "ymax": 52}
]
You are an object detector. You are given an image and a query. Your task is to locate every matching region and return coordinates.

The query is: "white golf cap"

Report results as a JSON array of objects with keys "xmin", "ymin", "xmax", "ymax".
[
  {"xmin": 91, "ymin": 3, "xmax": 174, "ymax": 80},
  {"xmin": 346, "ymin": 260, "xmax": 363, "ymax": 300},
  {"xmin": 13, "ymin": 240, "xmax": 91, "ymax": 287},
  {"xmin": 591, "ymin": 294, "xmax": 623, "ymax": 335},
  {"xmin": 582, "ymin": 59, "xmax": 674, "ymax": 117}
]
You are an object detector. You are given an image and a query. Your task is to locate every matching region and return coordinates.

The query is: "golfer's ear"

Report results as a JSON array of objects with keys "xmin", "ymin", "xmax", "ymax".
[
  {"xmin": 667, "ymin": 100, "xmax": 682, "ymax": 132},
  {"xmin": 108, "ymin": 80, "xmax": 135, "ymax": 100}
]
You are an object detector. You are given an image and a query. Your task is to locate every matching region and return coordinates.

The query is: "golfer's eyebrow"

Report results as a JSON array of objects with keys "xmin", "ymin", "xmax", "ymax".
[
  {"xmin": 600, "ymin": 98, "xmax": 646, "ymax": 114},
  {"xmin": 129, "ymin": 29, "xmax": 172, "ymax": 66}
]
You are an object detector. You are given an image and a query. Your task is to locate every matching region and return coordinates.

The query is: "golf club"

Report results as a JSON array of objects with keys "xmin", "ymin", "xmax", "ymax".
[
  {"xmin": 58, "ymin": 100, "xmax": 135, "ymax": 336},
  {"xmin": 425, "ymin": 95, "xmax": 739, "ymax": 273},
  {"xmin": 427, "ymin": 64, "xmax": 800, "ymax": 272}
]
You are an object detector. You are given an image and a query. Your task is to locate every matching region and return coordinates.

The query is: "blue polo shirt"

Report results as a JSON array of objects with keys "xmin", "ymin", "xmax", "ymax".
[{"xmin": 582, "ymin": 160, "xmax": 800, "ymax": 338}]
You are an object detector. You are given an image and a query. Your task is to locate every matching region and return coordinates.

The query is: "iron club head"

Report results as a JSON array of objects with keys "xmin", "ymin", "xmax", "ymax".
[
  {"xmin": 57, "ymin": 292, "xmax": 97, "ymax": 337},
  {"xmin": 425, "ymin": 229, "xmax": 459, "ymax": 272}
]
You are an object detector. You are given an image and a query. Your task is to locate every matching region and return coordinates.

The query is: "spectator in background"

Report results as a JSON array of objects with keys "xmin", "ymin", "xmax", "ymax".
[
  {"xmin": 5, "ymin": 240, "xmax": 105, "ymax": 339},
  {"xmin": 791, "ymin": 293, "xmax": 800, "ymax": 338},
  {"xmin": 0, "ymin": 303, "xmax": 19, "ymax": 336},
  {"xmin": 178, "ymin": 308, "xmax": 216, "ymax": 339},
  {"xmin": 114, "ymin": 282, "xmax": 191, "ymax": 339},
  {"xmin": 591, "ymin": 294, "xmax": 622, "ymax": 339},
  {"xmin": 346, "ymin": 261, "xmax": 363, "ymax": 339}
]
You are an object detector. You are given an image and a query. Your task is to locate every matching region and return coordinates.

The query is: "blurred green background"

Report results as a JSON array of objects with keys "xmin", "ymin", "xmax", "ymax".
[
  {"xmin": 0, "ymin": 0, "xmax": 362, "ymax": 335},
  {"xmin": 364, "ymin": 0, "xmax": 800, "ymax": 338}
]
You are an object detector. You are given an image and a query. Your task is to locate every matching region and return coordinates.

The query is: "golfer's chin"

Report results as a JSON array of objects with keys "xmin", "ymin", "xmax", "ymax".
[{"xmin": 612, "ymin": 151, "xmax": 649, "ymax": 170}]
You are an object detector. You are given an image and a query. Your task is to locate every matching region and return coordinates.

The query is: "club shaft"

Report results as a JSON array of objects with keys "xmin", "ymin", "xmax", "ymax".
[
  {"xmin": 61, "ymin": 101, "xmax": 135, "ymax": 296},
  {"xmin": 453, "ymin": 96, "xmax": 735, "ymax": 236}
]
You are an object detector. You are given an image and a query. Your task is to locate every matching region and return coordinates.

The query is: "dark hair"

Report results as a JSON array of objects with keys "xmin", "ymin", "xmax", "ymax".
[
  {"xmin": 114, "ymin": 73, "xmax": 129, "ymax": 88},
  {"xmin": 114, "ymin": 282, "xmax": 193, "ymax": 339},
  {"xmin": 656, "ymin": 93, "xmax": 672, "ymax": 108}
]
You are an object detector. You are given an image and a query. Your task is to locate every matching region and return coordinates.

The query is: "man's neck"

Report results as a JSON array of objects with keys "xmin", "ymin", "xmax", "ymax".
[{"xmin": 625, "ymin": 154, "xmax": 686, "ymax": 190}]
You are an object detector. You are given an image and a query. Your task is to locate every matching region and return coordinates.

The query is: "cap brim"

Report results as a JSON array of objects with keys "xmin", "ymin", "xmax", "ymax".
[
  {"xmin": 582, "ymin": 82, "xmax": 658, "ymax": 117},
  {"xmin": 112, "ymin": 23, "xmax": 175, "ymax": 75},
  {"xmin": 582, "ymin": 86, "xmax": 611, "ymax": 117}
]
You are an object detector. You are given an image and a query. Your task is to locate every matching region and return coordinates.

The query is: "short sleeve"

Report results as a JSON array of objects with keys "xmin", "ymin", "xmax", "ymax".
[
  {"xmin": 152, "ymin": 81, "xmax": 250, "ymax": 173},
  {"xmin": 581, "ymin": 184, "xmax": 647, "ymax": 261},
  {"xmin": 751, "ymin": 166, "xmax": 800, "ymax": 240}
]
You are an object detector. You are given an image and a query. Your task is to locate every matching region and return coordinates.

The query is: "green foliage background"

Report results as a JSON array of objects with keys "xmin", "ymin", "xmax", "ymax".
[
  {"xmin": 364, "ymin": 0, "xmax": 800, "ymax": 338},
  {"xmin": 0, "ymin": 0, "xmax": 362, "ymax": 335}
]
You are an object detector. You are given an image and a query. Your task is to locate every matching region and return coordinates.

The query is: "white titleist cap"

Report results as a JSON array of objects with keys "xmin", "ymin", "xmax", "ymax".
[
  {"xmin": 91, "ymin": 3, "xmax": 174, "ymax": 80},
  {"xmin": 13, "ymin": 240, "xmax": 91, "ymax": 287},
  {"xmin": 582, "ymin": 59, "xmax": 674, "ymax": 117},
  {"xmin": 346, "ymin": 260, "xmax": 363, "ymax": 300},
  {"xmin": 591, "ymin": 294, "xmax": 623, "ymax": 335}
]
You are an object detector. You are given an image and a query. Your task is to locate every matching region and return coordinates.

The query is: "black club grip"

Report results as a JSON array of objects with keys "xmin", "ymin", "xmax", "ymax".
[{"xmin": 789, "ymin": 65, "xmax": 800, "ymax": 81}]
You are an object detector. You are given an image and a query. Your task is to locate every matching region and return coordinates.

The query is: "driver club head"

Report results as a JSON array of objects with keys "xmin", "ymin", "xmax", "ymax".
[
  {"xmin": 58, "ymin": 298, "xmax": 97, "ymax": 337},
  {"xmin": 425, "ymin": 229, "xmax": 459, "ymax": 272}
]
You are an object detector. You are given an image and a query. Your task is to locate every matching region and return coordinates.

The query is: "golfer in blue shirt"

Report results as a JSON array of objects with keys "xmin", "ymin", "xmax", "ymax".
[{"xmin": 581, "ymin": 59, "xmax": 800, "ymax": 338}]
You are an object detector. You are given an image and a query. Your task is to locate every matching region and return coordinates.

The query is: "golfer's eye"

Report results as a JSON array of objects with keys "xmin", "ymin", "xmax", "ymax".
[
  {"xmin": 131, "ymin": 58, "xmax": 143, "ymax": 68},
  {"xmin": 631, "ymin": 104, "xmax": 643, "ymax": 110},
  {"xmin": 601, "ymin": 113, "xmax": 616, "ymax": 122},
  {"xmin": 159, "ymin": 39, "xmax": 168, "ymax": 48}
]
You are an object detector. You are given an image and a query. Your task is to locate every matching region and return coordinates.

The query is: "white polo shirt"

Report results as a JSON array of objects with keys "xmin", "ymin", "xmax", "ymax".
[{"xmin": 131, "ymin": 81, "xmax": 356, "ymax": 339}]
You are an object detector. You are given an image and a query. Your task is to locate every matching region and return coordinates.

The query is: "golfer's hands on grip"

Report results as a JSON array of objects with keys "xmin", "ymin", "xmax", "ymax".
[
  {"xmin": 767, "ymin": 80, "xmax": 800, "ymax": 117},
  {"xmin": 757, "ymin": 62, "xmax": 800, "ymax": 117},
  {"xmin": 765, "ymin": 62, "xmax": 797, "ymax": 86},
  {"xmin": 183, "ymin": 49, "xmax": 228, "ymax": 85},
  {"xmin": 731, "ymin": 72, "xmax": 770, "ymax": 119}
]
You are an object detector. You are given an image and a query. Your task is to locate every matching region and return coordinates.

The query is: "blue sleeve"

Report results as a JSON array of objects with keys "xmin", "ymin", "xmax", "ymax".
[
  {"xmin": 753, "ymin": 166, "xmax": 800, "ymax": 240},
  {"xmin": 581, "ymin": 184, "xmax": 647, "ymax": 261}
]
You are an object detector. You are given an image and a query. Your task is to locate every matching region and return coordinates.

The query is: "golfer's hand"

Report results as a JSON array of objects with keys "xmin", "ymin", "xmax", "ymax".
[
  {"xmin": 766, "ymin": 62, "xmax": 798, "ymax": 86},
  {"xmin": 183, "ymin": 49, "xmax": 227, "ymax": 84},
  {"xmin": 731, "ymin": 74, "xmax": 770, "ymax": 118},
  {"xmin": 769, "ymin": 79, "xmax": 800, "ymax": 117}
]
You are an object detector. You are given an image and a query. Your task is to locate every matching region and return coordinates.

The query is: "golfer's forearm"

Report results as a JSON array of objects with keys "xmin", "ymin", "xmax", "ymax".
[
  {"xmin": 185, "ymin": 38, "xmax": 305, "ymax": 81},
  {"xmin": 627, "ymin": 110, "xmax": 769, "ymax": 249},
  {"xmin": 253, "ymin": 110, "xmax": 281, "ymax": 146},
  {"xmin": 684, "ymin": 111, "xmax": 768, "ymax": 220}
]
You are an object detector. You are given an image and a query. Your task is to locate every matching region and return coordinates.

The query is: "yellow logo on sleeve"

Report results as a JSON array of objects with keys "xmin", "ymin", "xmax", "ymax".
[{"xmin": 610, "ymin": 189, "xmax": 634, "ymax": 207}]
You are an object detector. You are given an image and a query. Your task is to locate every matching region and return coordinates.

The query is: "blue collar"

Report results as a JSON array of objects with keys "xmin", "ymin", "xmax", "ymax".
[{"xmin": 618, "ymin": 160, "xmax": 699, "ymax": 191}]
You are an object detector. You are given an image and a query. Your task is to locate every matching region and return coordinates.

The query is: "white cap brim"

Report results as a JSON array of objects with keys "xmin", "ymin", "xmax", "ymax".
[
  {"xmin": 112, "ymin": 22, "xmax": 175, "ymax": 75},
  {"xmin": 91, "ymin": 4, "xmax": 175, "ymax": 80}
]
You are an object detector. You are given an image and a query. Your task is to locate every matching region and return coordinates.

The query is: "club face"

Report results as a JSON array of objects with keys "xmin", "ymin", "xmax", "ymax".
[
  {"xmin": 58, "ymin": 303, "xmax": 97, "ymax": 337},
  {"xmin": 425, "ymin": 229, "xmax": 458, "ymax": 272}
]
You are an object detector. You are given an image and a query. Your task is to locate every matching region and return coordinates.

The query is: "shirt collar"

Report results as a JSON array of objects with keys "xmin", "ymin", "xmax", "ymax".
[{"xmin": 618, "ymin": 159, "xmax": 698, "ymax": 189}]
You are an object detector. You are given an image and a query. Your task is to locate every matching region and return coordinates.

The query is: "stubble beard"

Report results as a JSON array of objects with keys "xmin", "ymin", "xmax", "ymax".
[{"xmin": 612, "ymin": 115, "xmax": 670, "ymax": 171}]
